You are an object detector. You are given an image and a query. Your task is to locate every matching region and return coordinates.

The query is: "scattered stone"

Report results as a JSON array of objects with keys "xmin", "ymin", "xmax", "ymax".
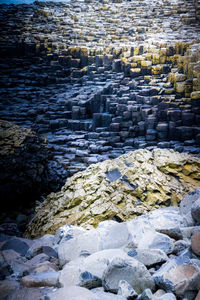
[
  {"xmin": 191, "ymin": 197, "xmax": 200, "ymax": 225},
  {"xmin": 191, "ymin": 231, "xmax": 200, "ymax": 256},
  {"xmin": 153, "ymin": 257, "xmax": 200, "ymax": 298},
  {"xmin": 180, "ymin": 189, "xmax": 200, "ymax": 226},
  {"xmin": 1, "ymin": 238, "xmax": 29, "ymax": 256},
  {"xmin": 102, "ymin": 257, "xmax": 155, "ymax": 294}
]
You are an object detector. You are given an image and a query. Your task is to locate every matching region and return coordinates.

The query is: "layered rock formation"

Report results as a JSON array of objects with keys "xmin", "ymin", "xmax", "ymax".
[
  {"xmin": 0, "ymin": 0, "xmax": 200, "ymax": 176},
  {"xmin": 1, "ymin": 189, "xmax": 200, "ymax": 300},
  {"xmin": 25, "ymin": 148, "xmax": 200, "ymax": 237}
]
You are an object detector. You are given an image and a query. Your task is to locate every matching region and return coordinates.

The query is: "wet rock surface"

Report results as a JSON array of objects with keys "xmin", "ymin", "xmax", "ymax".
[
  {"xmin": 25, "ymin": 148, "xmax": 200, "ymax": 237},
  {"xmin": 0, "ymin": 189, "xmax": 200, "ymax": 300}
]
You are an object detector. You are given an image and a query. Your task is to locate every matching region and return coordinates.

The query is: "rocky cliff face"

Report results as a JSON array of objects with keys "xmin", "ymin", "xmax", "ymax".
[
  {"xmin": 26, "ymin": 148, "xmax": 200, "ymax": 237},
  {"xmin": 0, "ymin": 119, "xmax": 50, "ymax": 210}
]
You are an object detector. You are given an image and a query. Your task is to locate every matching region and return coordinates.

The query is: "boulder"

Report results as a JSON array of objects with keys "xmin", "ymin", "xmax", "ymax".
[
  {"xmin": 5, "ymin": 287, "xmax": 47, "ymax": 300},
  {"xmin": 102, "ymin": 257, "xmax": 155, "ymax": 294},
  {"xmin": 26, "ymin": 149, "xmax": 200, "ymax": 237},
  {"xmin": 180, "ymin": 189, "xmax": 200, "ymax": 226},
  {"xmin": 0, "ymin": 280, "xmax": 20, "ymax": 300},
  {"xmin": 58, "ymin": 249, "xmax": 130, "ymax": 287},
  {"xmin": 1, "ymin": 238, "xmax": 29, "ymax": 256},
  {"xmin": 26, "ymin": 234, "xmax": 54, "ymax": 258},
  {"xmin": 153, "ymin": 257, "xmax": 200, "ymax": 298},
  {"xmin": 58, "ymin": 222, "xmax": 130, "ymax": 266},
  {"xmin": 125, "ymin": 248, "xmax": 168, "ymax": 267},
  {"xmin": 54, "ymin": 224, "xmax": 86, "ymax": 245},
  {"xmin": 191, "ymin": 231, "xmax": 200, "ymax": 256},
  {"xmin": 191, "ymin": 197, "xmax": 200, "ymax": 225},
  {"xmin": 20, "ymin": 271, "xmax": 59, "ymax": 287},
  {"xmin": 46, "ymin": 285, "xmax": 98, "ymax": 300}
]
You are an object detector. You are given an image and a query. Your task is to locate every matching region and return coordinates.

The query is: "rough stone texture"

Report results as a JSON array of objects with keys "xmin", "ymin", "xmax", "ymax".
[
  {"xmin": 191, "ymin": 197, "xmax": 200, "ymax": 225},
  {"xmin": 46, "ymin": 285, "xmax": 98, "ymax": 300},
  {"xmin": 1, "ymin": 189, "xmax": 200, "ymax": 300},
  {"xmin": 0, "ymin": 119, "xmax": 49, "ymax": 210},
  {"xmin": 153, "ymin": 257, "xmax": 200, "ymax": 298},
  {"xmin": 26, "ymin": 149, "xmax": 200, "ymax": 237},
  {"xmin": 4, "ymin": 287, "xmax": 45, "ymax": 300},
  {"xmin": 180, "ymin": 189, "xmax": 200, "ymax": 225},
  {"xmin": 20, "ymin": 271, "xmax": 59, "ymax": 287},
  {"xmin": 0, "ymin": 280, "xmax": 20, "ymax": 300},
  {"xmin": 125, "ymin": 248, "xmax": 168, "ymax": 267},
  {"xmin": 117, "ymin": 280, "xmax": 138, "ymax": 299},
  {"xmin": 102, "ymin": 257, "xmax": 155, "ymax": 294},
  {"xmin": 191, "ymin": 232, "xmax": 200, "ymax": 256}
]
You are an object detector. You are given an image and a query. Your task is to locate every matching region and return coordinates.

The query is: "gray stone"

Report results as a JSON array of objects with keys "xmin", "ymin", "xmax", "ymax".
[
  {"xmin": 117, "ymin": 280, "xmax": 138, "ymax": 299},
  {"xmin": 26, "ymin": 234, "xmax": 55, "ymax": 258},
  {"xmin": 153, "ymin": 257, "xmax": 200, "ymax": 297},
  {"xmin": 79, "ymin": 271, "xmax": 102, "ymax": 289},
  {"xmin": 137, "ymin": 288, "xmax": 154, "ymax": 300},
  {"xmin": 126, "ymin": 248, "xmax": 168, "ymax": 267},
  {"xmin": 191, "ymin": 197, "xmax": 200, "ymax": 225},
  {"xmin": 180, "ymin": 189, "xmax": 200, "ymax": 226},
  {"xmin": 58, "ymin": 229, "xmax": 100, "ymax": 266},
  {"xmin": 155, "ymin": 293, "xmax": 176, "ymax": 300},
  {"xmin": 97, "ymin": 220, "xmax": 130, "ymax": 250},
  {"xmin": 1, "ymin": 238, "xmax": 29, "ymax": 256},
  {"xmin": 25, "ymin": 253, "xmax": 50, "ymax": 267},
  {"xmin": 5, "ymin": 287, "xmax": 44, "ymax": 300},
  {"xmin": 21, "ymin": 271, "xmax": 59, "ymax": 287},
  {"xmin": 0, "ymin": 280, "xmax": 20, "ymax": 300},
  {"xmin": 54, "ymin": 224, "xmax": 86, "ymax": 245},
  {"xmin": 46, "ymin": 285, "xmax": 98, "ymax": 300},
  {"xmin": 102, "ymin": 257, "xmax": 155, "ymax": 294}
]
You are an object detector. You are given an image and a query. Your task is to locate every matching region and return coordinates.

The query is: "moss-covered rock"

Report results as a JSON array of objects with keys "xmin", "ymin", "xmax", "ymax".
[{"xmin": 26, "ymin": 149, "xmax": 200, "ymax": 238}]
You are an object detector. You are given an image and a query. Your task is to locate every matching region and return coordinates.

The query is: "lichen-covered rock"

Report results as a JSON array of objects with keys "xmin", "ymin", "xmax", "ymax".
[{"xmin": 26, "ymin": 149, "xmax": 200, "ymax": 237}]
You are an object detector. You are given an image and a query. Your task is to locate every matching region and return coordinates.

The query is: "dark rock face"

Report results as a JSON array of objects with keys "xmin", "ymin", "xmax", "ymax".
[
  {"xmin": 0, "ymin": 119, "xmax": 49, "ymax": 210},
  {"xmin": 0, "ymin": 119, "xmax": 69, "ymax": 230}
]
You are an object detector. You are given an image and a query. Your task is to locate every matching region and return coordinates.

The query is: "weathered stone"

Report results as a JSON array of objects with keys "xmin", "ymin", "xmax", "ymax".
[
  {"xmin": 6, "ymin": 287, "xmax": 50, "ymax": 300},
  {"xmin": 0, "ymin": 280, "xmax": 20, "ymax": 300},
  {"xmin": 26, "ymin": 149, "xmax": 200, "ymax": 237},
  {"xmin": 191, "ymin": 197, "xmax": 200, "ymax": 225},
  {"xmin": 180, "ymin": 189, "xmax": 200, "ymax": 226},
  {"xmin": 1, "ymin": 238, "xmax": 29, "ymax": 256},
  {"xmin": 153, "ymin": 257, "xmax": 200, "ymax": 297},
  {"xmin": 117, "ymin": 280, "xmax": 138, "ymax": 299},
  {"xmin": 21, "ymin": 271, "xmax": 59, "ymax": 287},
  {"xmin": 46, "ymin": 285, "xmax": 98, "ymax": 300},
  {"xmin": 126, "ymin": 248, "xmax": 168, "ymax": 267},
  {"xmin": 102, "ymin": 257, "xmax": 155, "ymax": 294},
  {"xmin": 191, "ymin": 232, "xmax": 200, "ymax": 256}
]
